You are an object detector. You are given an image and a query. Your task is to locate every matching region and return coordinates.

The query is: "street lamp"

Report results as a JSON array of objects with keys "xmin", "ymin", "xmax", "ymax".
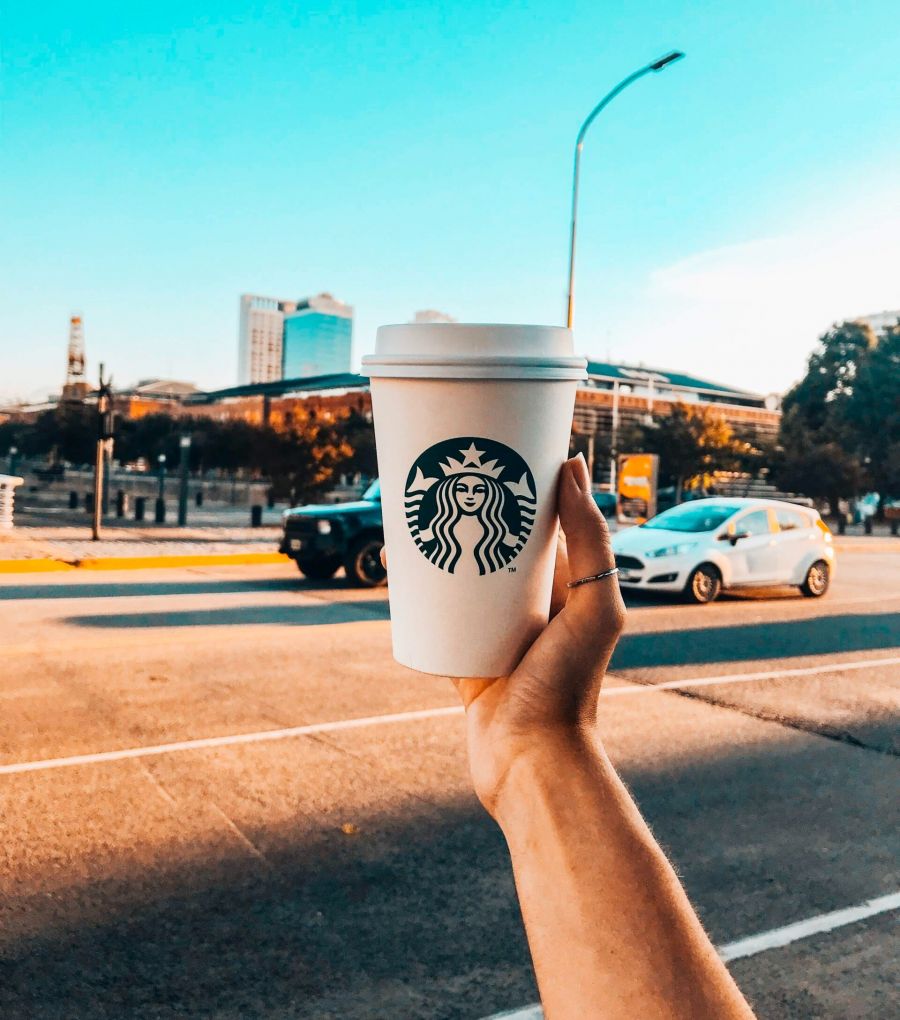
[{"xmin": 565, "ymin": 50, "xmax": 684, "ymax": 329}]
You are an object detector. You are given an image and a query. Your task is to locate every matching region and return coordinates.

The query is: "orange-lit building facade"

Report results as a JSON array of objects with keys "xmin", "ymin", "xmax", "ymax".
[{"xmin": 116, "ymin": 365, "xmax": 781, "ymax": 449}]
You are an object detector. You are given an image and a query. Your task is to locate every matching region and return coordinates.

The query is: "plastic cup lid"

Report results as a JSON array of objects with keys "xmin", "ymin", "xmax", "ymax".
[{"xmin": 362, "ymin": 323, "xmax": 587, "ymax": 381}]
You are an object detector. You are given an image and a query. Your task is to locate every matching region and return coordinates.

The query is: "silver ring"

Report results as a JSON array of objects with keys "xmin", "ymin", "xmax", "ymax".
[{"xmin": 567, "ymin": 566, "xmax": 620, "ymax": 589}]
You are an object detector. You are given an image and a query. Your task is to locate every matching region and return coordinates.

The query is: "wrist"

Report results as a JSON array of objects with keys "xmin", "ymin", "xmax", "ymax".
[{"xmin": 490, "ymin": 725, "xmax": 611, "ymax": 829}]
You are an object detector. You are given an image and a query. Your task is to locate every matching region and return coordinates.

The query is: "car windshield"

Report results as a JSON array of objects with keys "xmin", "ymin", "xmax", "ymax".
[
  {"xmin": 642, "ymin": 502, "xmax": 741, "ymax": 533},
  {"xmin": 363, "ymin": 479, "xmax": 381, "ymax": 502}
]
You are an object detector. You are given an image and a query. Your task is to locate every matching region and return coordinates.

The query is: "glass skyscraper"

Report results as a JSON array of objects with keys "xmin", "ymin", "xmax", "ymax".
[{"xmin": 282, "ymin": 293, "xmax": 353, "ymax": 379}]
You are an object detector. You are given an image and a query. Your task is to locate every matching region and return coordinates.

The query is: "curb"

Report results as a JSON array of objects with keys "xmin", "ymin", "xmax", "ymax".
[
  {"xmin": 0, "ymin": 552, "xmax": 290, "ymax": 574},
  {"xmin": 834, "ymin": 540, "xmax": 900, "ymax": 553}
]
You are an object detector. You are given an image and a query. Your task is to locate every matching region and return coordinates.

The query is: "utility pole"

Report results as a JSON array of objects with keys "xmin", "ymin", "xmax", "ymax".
[
  {"xmin": 177, "ymin": 434, "xmax": 191, "ymax": 526},
  {"xmin": 92, "ymin": 364, "xmax": 114, "ymax": 541}
]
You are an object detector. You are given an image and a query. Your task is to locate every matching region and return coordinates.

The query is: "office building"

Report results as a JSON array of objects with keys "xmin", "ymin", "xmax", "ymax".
[
  {"xmin": 238, "ymin": 294, "xmax": 297, "ymax": 384},
  {"xmin": 413, "ymin": 309, "xmax": 457, "ymax": 324},
  {"xmin": 282, "ymin": 293, "xmax": 353, "ymax": 379}
]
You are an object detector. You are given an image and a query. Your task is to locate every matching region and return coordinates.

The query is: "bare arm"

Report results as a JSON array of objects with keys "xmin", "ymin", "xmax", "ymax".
[{"xmin": 452, "ymin": 457, "xmax": 755, "ymax": 1019}]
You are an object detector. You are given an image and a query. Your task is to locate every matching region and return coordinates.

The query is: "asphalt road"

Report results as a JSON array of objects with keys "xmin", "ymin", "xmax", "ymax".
[{"xmin": 0, "ymin": 549, "xmax": 897, "ymax": 1019}]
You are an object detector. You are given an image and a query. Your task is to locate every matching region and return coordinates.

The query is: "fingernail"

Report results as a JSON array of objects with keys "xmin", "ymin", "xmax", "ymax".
[{"xmin": 571, "ymin": 454, "xmax": 591, "ymax": 494}]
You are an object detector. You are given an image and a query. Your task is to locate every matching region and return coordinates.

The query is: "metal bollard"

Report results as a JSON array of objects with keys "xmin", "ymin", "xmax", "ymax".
[
  {"xmin": 195, "ymin": 490, "xmax": 204, "ymax": 507},
  {"xmin": 250, "ymin": 504, "xmax": 263, "ymax": 528},
  {"xmin": 891, "ymin": 520, "xmax": 898, "ymax": 537},
  {"xmin": 155, "ymin": 498, "xmax": 166, "ymax": 524},
  {"xmin": 134, "ymin": 496, "xmax": 146, "ymax": 522},
  {"xmin": 837, "ymin": 516, "xmax": 846, "ymax": 535},
  {"xmin": 864, "ymin": 516, "xmax": 873, "ymax": 535},
  {"xmin": 84, "ymin": 492, "xmax": 93, "ymax": 513},
  {"xmin": 115, "ymin": 490, "xmax": 128, "ymax": 518},
  {"xmin": 68, "ymin": 490, "xmax": 79, "ymax": 509}
]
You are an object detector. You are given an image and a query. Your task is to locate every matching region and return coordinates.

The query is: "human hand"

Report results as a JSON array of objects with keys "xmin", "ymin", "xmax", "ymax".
[
  {"xmin": 451, "ymin": 454, "xmax": 625, "ymax": 816},
  {"xmin": 382, "ymin": 454, "xmax": 625, "ymax": 817}
]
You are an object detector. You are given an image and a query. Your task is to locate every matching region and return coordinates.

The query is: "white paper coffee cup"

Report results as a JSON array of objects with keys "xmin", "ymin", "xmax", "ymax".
[{"xmin": 362, "ymin": 324, "xmax": 587, "ymax": 677}]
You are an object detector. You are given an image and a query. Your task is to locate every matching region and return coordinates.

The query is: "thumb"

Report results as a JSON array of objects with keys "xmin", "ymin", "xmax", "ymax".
[{"xmin": 558, "ymin": 455, "xmax": 619, "ymax": 615}]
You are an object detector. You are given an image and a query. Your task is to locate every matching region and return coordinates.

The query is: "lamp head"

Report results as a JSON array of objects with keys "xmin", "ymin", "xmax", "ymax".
[{"xmin": 649, "ymin": 50, "xmax": 685, "ymax": 71}]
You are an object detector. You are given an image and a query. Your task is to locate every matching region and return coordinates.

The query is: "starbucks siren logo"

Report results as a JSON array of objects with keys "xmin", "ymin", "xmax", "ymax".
[{"xmin": 404, "ymin": 437, "xmax": 537, "ymax": 575}]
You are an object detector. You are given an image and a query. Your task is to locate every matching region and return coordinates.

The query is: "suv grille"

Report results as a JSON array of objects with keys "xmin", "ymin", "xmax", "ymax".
[
  {"xmin": 615, "ymin": 554, "xmax": 644, "ymax": 571},
  {"xmin": 285, "ymin": 517, "xmax": 319, "ymax": 537}
]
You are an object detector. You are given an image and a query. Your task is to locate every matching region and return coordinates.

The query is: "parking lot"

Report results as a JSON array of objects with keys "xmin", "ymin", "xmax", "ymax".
[{"xmin": 0, "ymin": 546, "xmax": 897, "ymax": 1019}]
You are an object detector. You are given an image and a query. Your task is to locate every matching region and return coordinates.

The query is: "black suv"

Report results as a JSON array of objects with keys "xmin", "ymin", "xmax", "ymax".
[{"xmin": 279, "ymin": 479, "xmax": 386, "ymax": 587}]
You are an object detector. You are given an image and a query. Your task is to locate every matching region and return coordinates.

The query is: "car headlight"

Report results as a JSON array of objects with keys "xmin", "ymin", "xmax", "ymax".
[
  {"xmin": 316, "ymin": 519, "xmax": 333, "ymax": 535},
  {"xmin": 646, "ymin": 542, "xmax": 696, "ymax": 559}
]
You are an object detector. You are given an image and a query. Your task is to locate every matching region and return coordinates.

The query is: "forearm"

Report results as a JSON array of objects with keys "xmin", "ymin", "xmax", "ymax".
[{"xmin": 495, "ymin": 731, "xmax": 755, "ymax": 1020}]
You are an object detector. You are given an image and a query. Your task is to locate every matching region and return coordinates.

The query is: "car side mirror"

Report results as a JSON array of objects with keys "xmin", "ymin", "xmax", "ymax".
[{"xmin": 719, "ymin": 531, "xmax": 748, "ymax": 545}]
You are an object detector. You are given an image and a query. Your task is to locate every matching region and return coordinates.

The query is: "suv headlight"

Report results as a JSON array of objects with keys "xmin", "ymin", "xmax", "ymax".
[
  {"xmin": 316, "ymin": 519, "xmax": 333, "ymax": 535},
  {"xmin": 646, "ymin": 542, "xmax": 697, "ymax": 559}
]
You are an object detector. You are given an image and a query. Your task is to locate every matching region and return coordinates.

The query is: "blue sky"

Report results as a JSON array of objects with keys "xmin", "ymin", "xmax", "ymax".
[{"xmin": 2, "ymin": 0, "xmax": 898, "ymax": 401}]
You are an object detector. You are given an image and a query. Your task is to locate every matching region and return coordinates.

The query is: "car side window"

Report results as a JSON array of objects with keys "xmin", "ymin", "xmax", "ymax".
[
  {"xmin": 736, "ymin": 510, "xmax": 771, "ymax": 537},
  {"xmin": 775, "ymin": 508, "xmax": 807, "ymax": 532}
]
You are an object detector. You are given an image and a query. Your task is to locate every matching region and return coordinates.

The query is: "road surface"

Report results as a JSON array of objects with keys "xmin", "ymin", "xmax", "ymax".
[{"xmin": 0, "ymin": 549, "xmax": 897, "ymax": 1018}]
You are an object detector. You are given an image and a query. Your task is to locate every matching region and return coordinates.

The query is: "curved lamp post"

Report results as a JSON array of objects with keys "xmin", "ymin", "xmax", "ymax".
[{"xmin": 565, "ymin": 51, "xmax": 684, "ymax": 329}]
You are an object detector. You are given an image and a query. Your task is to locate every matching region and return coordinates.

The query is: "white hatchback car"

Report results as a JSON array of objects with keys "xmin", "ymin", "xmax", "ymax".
[{"xmin": 610, "ymin": 498, "xmax": 835, "ymax": 604}]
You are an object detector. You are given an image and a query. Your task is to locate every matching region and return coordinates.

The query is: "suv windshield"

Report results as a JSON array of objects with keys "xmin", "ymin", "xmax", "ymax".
[
  {"xmin": 363, "ymin": 479, "xmax": 381, "ymax": 502},
  {"xmin": 642, "ymin": 502, "xmax": 740, "ymax": 533}
]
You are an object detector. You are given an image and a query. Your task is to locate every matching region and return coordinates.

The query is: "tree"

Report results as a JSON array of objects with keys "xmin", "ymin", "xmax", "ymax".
[
  {"xmin": 777, "ymin": 318, "xmax": 900, "ymax": 509},
  {"xmin": 782, "ymin": 320, "xmax": 877, "ymax": 434},
  {"xmin": 842, "ymin": 323, "xmax": 900, "ymax": 494},
  {"xmin": 335, "ymin": 408, "xmax": 378, "ymax": 480},
  {"xmin": 637, "ymin": 403, "xmax": 741, "ymax": 502},
  {"xmin": 773, "ymin": 409, "xmax": 865, "ymax": 511},
  {"xmin": 258, "ymin": 409, "xmax": 353, "ymax": 504}
]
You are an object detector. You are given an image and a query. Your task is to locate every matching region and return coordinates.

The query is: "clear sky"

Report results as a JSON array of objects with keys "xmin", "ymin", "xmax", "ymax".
[{"xmin": 2, "ymin": 0, "xmax": 898, "ymax": 402}]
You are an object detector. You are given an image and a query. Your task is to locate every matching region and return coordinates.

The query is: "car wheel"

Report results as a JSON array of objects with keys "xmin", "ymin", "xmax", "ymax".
[
  {"xmin": 296, "ymin": 557, "xmax": 341, "ymax": 580},
  {"xmin": 684, "ymin": 564, "xmax": 722, "ymax": 604},
  {"xmin": 345, "ymin": 536, "xmax": 387, "ymax": 587},
  {"xmin": 800, "ymin": 559, "xmax": 830, "ymax": 597}
]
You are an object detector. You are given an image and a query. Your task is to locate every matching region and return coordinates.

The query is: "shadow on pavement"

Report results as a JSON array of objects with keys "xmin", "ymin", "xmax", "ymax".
[
  {"xmin": 611, "ymin": 612, "xmax": 900, "ymax": 670},
  {"xmin": 0, "ymin": 734, "xmax": 895, "ymax": 1020},
  {"xmin": 0, "ymin": 576, "xmax": 801, "ymax": 609},
  {"xmin": 62, "ymin": 600, "xmax": 391, "ymax": 629}
]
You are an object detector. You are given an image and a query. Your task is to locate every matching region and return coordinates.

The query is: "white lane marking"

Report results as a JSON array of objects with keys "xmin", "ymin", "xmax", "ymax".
[
  {"xmin": 602, "ymin": 655, "xmax": 900, "ymax": 697},
  {"xmin": 482, "ymin": 891, "xmax": 900, "ymax": 1020},
  {"xmin": 1, "ymin": 655, "xmax": 897, "ymax": 777},
  {"xmin": 717, "ymin": 890, "xmax": 900, "ymax": 962},
  {"xmin": 0, "ymin": 706, "xmax": 466, "ymax": 775}
]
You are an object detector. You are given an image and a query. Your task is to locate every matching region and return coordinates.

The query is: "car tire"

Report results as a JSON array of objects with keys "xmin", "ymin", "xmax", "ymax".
[
  {"xmin": 800, "ymin": 559, "xmax": 830, "ymax": 597},
  {"xmin": 344, "ymin": 536, "xmax": 387, "ymax": 588},
  {"xmin": 296, "ymin": 557, "xmax": 341, "ymax": 580},
  {"xmin": 684, "ymin": 563, "xmax": 722, "ymax": 604}
]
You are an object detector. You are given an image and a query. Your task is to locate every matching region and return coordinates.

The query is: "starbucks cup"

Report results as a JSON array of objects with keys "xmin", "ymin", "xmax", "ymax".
[{"xmin": 362, "ymin": 323, "xmax": 587, "ymax": 678}]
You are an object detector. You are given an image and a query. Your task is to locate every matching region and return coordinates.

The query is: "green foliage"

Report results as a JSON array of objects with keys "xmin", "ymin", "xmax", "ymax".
[
  {"xmin": 336, "ymin": 408, "xmax": 378, "ymax": 479},
  {"xmin": 1, "ymin": 404, "xmax": 370, "ymax": 504},
  {"xmin": 776, "ymin": 319, "xmax": 900, "ymax": 504},
  {"xmin": 633, "ymin": 403, "xmax": 743, "ymax": 501}
]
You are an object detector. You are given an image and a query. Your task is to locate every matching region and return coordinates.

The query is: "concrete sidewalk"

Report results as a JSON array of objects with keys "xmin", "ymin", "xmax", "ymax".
[{"xmin": 0, "ymin": 525, "xmax": 287, "ymax": 572}]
